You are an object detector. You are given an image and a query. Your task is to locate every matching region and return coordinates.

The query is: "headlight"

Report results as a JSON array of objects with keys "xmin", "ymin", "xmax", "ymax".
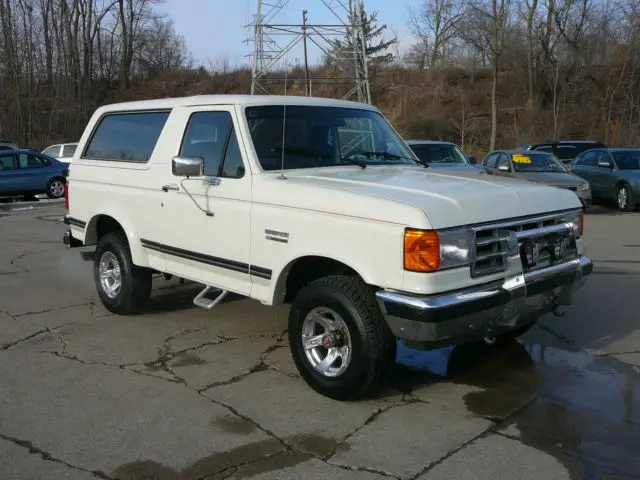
[
  {"xmin": 560, "ymin": 210, "xmax": 583, "ymax": 238},
  {"xmin": 580, "ymin": 183, "xmax": 590, "ymax": 191},
  {"xmin": 404, "ymin": 228, "xmax": 474, "ymax": 272}
]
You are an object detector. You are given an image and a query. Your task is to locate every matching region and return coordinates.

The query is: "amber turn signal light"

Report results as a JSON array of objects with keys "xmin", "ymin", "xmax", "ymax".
[
  {"xmin": 404, "ymin": 229, "xmax": 440, "ymax": 272},
  {"xmin": 579, "ymin": 209, "xmax": 584, "ymax": 237}
]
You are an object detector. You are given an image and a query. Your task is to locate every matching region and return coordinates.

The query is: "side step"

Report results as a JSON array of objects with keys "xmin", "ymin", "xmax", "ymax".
[{"xmin": 193, "ymin": 286, "xmax": 229, "ymax": 309}]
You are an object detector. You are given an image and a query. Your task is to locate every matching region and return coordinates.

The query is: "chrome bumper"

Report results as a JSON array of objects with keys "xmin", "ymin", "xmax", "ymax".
[{"xmin": 375, "ymin": 256, "xmax": 593, "ymax": 349}]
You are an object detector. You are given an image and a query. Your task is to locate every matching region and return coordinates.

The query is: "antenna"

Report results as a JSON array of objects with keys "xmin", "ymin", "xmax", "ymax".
[{"xmin": 277, "ymin": 61, "xmax": 288, "ymax": 180}]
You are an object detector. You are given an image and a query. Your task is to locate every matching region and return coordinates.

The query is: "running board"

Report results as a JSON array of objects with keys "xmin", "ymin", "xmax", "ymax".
[{"xmin": 193, "ymin": 286, "xmax": 229, "ymax": 309}]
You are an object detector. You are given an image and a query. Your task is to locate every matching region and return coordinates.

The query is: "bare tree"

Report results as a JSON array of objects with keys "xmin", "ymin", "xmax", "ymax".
[{"xmin": 408, "ymin": 0, "xmax": 462, "ymax": 68}]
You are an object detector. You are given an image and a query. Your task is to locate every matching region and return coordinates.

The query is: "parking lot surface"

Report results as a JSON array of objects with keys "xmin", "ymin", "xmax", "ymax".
[{"xmin": 1, "ymin": 203, "xmax": 638, "ymax": 480}]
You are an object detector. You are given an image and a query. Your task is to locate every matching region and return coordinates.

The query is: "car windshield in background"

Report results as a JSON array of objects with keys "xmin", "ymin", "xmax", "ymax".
[
  {"xmin": 613, "ymin": 151, "xmax": 640, "ymax": 170},
  {"xmin": 245, "ymin": 105, "xmax": 419, "ymax": 171},
  {"xmin": 410, "ymin": 143, "xmax": 468, "ymax": 165},
  {"xmin": 511, "ymin": 152, "xmax": 567, "ymax": 172}
]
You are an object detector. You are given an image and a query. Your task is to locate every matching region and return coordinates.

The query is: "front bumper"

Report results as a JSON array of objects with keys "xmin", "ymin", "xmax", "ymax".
[{"xmin": 375, "ymin": 256, "xmax": 593, "ymax": 349}]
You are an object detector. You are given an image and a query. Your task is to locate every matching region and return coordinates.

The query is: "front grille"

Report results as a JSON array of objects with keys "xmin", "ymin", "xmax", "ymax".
[
  {"xmin": 471, "ymin": 212, "xmax": 578, "ymax": 278},
  {"xmin": 557, "ymin": 185, "xmax": 577, "ymax": 192}
]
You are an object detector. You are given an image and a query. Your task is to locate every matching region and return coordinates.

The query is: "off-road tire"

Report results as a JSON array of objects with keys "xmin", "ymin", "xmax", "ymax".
[
  {"xmin": 288, "ymin": 275, "xmax": 396, "ymax": 401},
  {"xmin": 94, "ymin": 232, "xmax": 152, "ymax": 315},
  {"xmin": 616, "ymin": 184, "xmax": 635, "ymax": 212},
  {"xmin": 46, "ymin": 177, "xmax": 66, "ymax": 199}
]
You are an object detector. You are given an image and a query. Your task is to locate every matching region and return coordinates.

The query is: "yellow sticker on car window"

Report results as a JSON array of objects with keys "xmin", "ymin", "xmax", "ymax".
[{"xmin": 512, "ymin": 154, "xmax": 532, "ymax": 164}]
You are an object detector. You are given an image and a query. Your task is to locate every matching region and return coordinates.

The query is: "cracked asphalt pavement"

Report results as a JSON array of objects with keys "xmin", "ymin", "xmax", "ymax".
[{"xmin": 0, "ymin": 204, "xmax": 639, "ymax": 480}]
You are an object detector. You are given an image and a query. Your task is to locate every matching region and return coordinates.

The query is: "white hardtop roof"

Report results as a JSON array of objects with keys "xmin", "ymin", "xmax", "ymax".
[{"xmin": 95, "ymin": 94, "xmax": 380, "ymax": 115}]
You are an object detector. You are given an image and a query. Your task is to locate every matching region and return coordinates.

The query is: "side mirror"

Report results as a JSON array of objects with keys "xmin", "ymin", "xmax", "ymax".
[
  {"xmin": 497, "ymin": 164, "xmax": 510, "ymax": 172},
  {"xmin": 467, "ymin": 155, "xmax": 477, "ymax": 164},
  {"xmin": 172, "ymin": 156, "xmax": 204, "ymax": 177},
  {"xmin": 598, "ymin": 160, "xmax": 612, "ymax": 169}
]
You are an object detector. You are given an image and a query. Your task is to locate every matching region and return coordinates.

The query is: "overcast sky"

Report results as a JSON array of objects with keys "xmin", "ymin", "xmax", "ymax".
[{"xmin": 155, "ymin": 0, "xmax": 416, "ymax": 69}]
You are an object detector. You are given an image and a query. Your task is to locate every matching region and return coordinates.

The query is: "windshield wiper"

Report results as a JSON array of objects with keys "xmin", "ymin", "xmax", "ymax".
[
  {"xmin": 345, "ymin": 150, "xmax": 428, "ymax": 168},
  {"xmin": 340, "ymin": 157, "xmax": 367, "ymax": 169}
]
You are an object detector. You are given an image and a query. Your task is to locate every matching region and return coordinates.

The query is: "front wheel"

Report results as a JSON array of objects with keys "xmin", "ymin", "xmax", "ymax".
[
  {"xmin": 616, "ymin": 184, "xmax": 635, "ymax": 212},
  {"xmin": 94, "ymin": 232, "xmax": 152, "ymax": 315},
  {"xmin": 46, "ymin": 177, "xmax": 65, "ymax": 199},
  {"xmin": 288, "ymin": 276, "xmax": 396, "ymax": 401}
]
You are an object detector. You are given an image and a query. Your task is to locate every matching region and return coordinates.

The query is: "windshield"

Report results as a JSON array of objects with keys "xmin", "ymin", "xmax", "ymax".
[
  {"xmin": 409, "ymin": 143, "xmax": 469, "ymax": 165},
  {"xmin": 613, "ymin": 151, "xmax": 640, "ymax": 170},
  {"xmin": 245, "ymin": 105, "xmax": 419, "ymax": 171},
  {"xmin": 511, "ymin": 152, "xmax": 567, "ymax": 173}
]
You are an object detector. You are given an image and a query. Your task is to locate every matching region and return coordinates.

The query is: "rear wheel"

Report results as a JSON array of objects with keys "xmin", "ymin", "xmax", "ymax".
[
  {"xmin": 616, "ymin": 184, "xmax": 634, "ymax": 212},
  {"xmin": 288, "ymin": 275, "xmax": 396, "ymax": 401},
  {"xmin": 46, "ymin": 177, "xmax": 65, "ymax": 199},
  {"xmin": 94, "ymin": 232, "xmax": 152, "ymax": 314}
]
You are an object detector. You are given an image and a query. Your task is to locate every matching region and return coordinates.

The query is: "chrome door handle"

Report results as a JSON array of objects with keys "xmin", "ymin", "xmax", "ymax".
[{"xmin": 161, "ymin": 184, "xmax": 179, "ymax": 192}]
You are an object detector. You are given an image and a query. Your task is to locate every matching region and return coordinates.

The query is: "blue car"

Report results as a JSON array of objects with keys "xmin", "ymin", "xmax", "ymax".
[{"xmin": 0, "ymin": 149, "xmax": 68, "ymax": 199}]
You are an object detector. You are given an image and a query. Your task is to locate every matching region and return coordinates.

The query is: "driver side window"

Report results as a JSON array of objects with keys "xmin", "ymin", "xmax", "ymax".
[{"xmin": 180, "ymin": 111, "xmax": 245, "ymax": 178}]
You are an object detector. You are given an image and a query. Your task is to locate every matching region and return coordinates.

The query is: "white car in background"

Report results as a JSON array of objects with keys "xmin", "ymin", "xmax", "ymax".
[{"xmin": 41, "ymin": 143, "xmax": 78, "ymax": 163}]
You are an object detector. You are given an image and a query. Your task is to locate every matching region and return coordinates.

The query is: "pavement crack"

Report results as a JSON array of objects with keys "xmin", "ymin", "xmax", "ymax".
[
  {"xmin": 9, "ymin": 253, "xmax": 29, "ymax": 273},
  {"xmin": 1, "ymin": 328, "xmax": 50, "ymax": 350},
  {"xmin": 13, "ymin": 302, "xmax": 94, "ymax": 318},
  {"xmin": 0, "ymin": 432, "xmax": 113, "ymax": 479}
]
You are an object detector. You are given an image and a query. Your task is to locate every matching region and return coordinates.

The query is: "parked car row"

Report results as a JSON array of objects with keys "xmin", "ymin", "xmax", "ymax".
[{"xmin": 406, "ymin": 136, "xmax": 637, "ymax": 212}]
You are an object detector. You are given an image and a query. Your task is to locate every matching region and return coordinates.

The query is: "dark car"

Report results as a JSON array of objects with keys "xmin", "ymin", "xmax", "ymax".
[
  {"xmin": 518, "ymin": 140, "xmax": 606, "ymax": 164},
  {"xmin": 0, "ymin": 149, "xmax": 68, "ymax": 199},
  {"xmin": 569, "ymin": 148, "xmax": 640, "ymax": 211},
  {"xmin": 405, "ymin": 140, "xmax": 485, "ymax": 174},
  {"xmin": 482, "ymin": 149, "xmax": 592, "ymax": 208}
]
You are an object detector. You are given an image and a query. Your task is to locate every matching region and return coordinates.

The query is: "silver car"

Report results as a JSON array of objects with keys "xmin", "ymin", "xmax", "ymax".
[{"xmin": 482, "ymin": 149, "xmax": 592, "ymax": 209}]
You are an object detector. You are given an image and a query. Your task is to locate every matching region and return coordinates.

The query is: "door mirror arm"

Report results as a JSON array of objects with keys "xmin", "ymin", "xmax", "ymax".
[{"xmin": 172, "ymin": 156, "xmax": 216, "ymax": 217}]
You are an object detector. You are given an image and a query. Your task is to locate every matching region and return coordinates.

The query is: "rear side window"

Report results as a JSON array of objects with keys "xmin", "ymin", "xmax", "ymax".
[
  {"xmin": 84, "ymin": 111, "xmax": 170, "ymax": 162},
  {"xmin": 0, "ymin": 153, "xmax": 15, "ymax": 170},
  {"xmin": 555, "ymin": 145, "xmax": 577, "ymax": 160},
  {"xmin": 63, "ymin": 144, "xmax": 77, "ymax": 157}
]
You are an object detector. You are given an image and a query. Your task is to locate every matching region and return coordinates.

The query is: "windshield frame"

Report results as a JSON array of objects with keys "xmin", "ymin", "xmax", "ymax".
[
  {"xmin": 511, "ymin": 152, "xmax": 569, "ymax": 173},
  {"xmin": 242, "ymin": 104, "xmax": 421, "ymax": 173}
]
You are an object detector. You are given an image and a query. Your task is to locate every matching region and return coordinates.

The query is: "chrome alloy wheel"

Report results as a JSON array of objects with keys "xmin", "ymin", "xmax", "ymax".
[
  {"xmin": 618, "ymin": 187, "xmax": 628, "ymax": 210},
  {"xmin": 98, "ymin": 251, "xmax": 122, "ymax": 299},
  {"xmin": 49, "ymin": 179, "xmax": 65, "ymax": 197},
  {"xmin": 301, "ymin": 307, "xmax": 352, "ymax": 378}
]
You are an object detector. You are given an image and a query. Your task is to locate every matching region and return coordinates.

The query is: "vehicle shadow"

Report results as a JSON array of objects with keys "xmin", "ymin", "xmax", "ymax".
[{"xmin": 146, "ymin": 282, "xmax": 246, "ymax": 314}]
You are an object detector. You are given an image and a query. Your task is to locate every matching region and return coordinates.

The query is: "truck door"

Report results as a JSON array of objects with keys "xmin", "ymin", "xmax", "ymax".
[{"xmin": 151, "ymin": 105, "xmax": 253, "ymax": 296}]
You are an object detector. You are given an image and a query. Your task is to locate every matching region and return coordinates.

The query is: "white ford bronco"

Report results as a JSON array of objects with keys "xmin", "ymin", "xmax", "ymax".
[{"xmin": 63, "ymin": 95, "xmax": 592, "ymax": 400}]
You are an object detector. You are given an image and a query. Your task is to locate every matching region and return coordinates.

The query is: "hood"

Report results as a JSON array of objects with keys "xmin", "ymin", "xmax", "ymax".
[
  {"xmin": 427, "ymin": 163, "xmax": 486, "ymax": 174},
  {"xmin": 281, "ymin": 166, "xmax": 582, "ymax": 229},
  {"xmin": 515, "ymin": 171, "xmax": 586, "ymax": 186}
]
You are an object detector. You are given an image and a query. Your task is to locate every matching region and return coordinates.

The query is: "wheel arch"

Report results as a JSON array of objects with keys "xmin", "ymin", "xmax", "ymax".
[
  {"xmin": 270, "ymin": 255, "xmax": 370, "ymax": 305},
  {"xmin": 84, "ymin": 213, "xmax": 146, "ymax": 265}
]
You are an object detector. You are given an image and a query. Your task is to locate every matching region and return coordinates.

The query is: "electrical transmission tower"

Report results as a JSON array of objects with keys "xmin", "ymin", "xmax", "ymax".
[{"xmin": 247, "ymin": 0, "xmax": 371, "ymax": 104}]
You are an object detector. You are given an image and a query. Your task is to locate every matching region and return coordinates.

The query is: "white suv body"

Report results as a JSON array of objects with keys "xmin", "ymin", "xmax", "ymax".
[{"xmin": 63, "ymin": 95, "xmax": 592, "ymax": 400}]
